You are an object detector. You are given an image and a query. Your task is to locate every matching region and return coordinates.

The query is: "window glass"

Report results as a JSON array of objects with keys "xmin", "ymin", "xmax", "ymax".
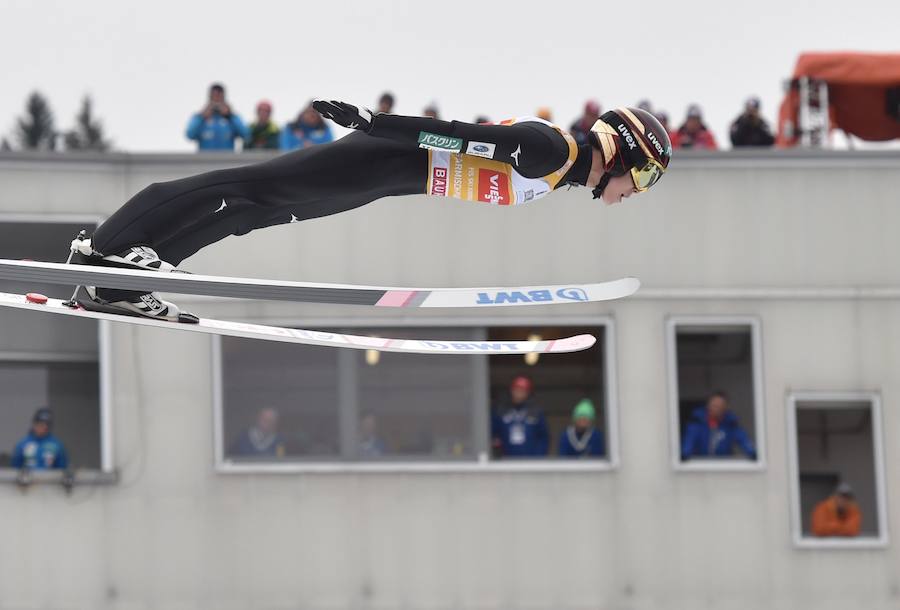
[
  {"xmin": 0, "ymin": 361, "xmax": 100, "ymax": 469},
  {"xmin": 0, "ymin": 221, "xmax": 99, "ymax": 352},
  {"xmin": 222, "ymin": 327, "xmax": 480, "ymax": 463},
  {"xmin": 0, "ymin": 221, "xmax": 102, "ymax": 471},
  {"xmin": 795, "ymin": 401, "xmax": 880, "ymax": 539},
  {"xmin": 354, "ymin": 327, "xmax": 479, "ymax": 460},
  {"xmin": 221, "ymin": 338, "xmax": 340, "ymax": 461},
  {"xmin": 488, "ymin": 326, "xmax": 608, "ymax": 460},
  {"xmin": 674, "ymin": 324, "xmax": 759, "ymax": 463},
  {"xmin": 220, "ymin": 325, "xmax": 612, "ymax": 467}
]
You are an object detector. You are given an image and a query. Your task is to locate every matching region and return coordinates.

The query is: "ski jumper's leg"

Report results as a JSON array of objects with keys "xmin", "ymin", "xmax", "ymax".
[{"xmin": 91, "ymin": 132, "xmax": 427, "ymax": 265}]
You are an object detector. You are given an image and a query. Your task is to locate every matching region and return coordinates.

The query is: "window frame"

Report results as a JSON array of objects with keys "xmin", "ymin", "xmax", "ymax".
[
  {"xmin": 0, "ymin": 214, "xmax": 115, "ymax": 475},
  {"xmin": 665, "ymin": 315, "xmax": 766, "ymax": 472},
  {"xmin": 786, "ymin": 390, "xmax": 889, "ymax": 549},
  {"xmin": 212, "ymin": 315, "xmax": 619, "ymax": 474}
]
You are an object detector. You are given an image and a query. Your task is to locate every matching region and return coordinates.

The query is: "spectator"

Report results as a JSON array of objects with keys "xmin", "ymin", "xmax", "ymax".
[
  {"xmin": 681, "ymin": 391, "xmax": 756, "ymax": 460},
  {"xmin": 569, "ymin": 100, "xmax": 601, "ymax": 146},
  {"xmin": 423, "ymin": 103, "xmax": 440, "ymax": 119},
  {"xmin": 359, "ymin": 411, "xmax": 387, "ymax": 458},
  {"xmin": 558, "ymin": 398, "xmax": 605, "ymax": 458},
  {"xmin": 377, "ymin": 92, "xmax": 395, "ymax": 114},
  {"xmin": 11, "ymin": 408, "xmax": 68, "ymax": 470},
  {"xmin": 656, "ymin": 110, "xmax": 674, "ymax": 137},
  {"xmin": 185, "ymin": 82, "xmax": 249, "ymax": 151},
  {"xmin": 636, "ymin": 99, "xmax": 654, "ymax": 114},
  {"xmin": 245, "ymin": 100, "xmax": 280, "ymax": 150},
  {"xmin": 636, "ymin": 100, "xmax": 675, "ymax": 139},
  {"xmin": 811, "ymin": 483, "xmax": 862, "ymax": 537},
  {"xmin": 280, "ymin": 102, "xmax": 334, "ymax": 151},
  {"xmin": 491, "ymin": 376, "xmax": 549, "ymax": 458},
  {"xmin": 730, "ymin": 97, "xmax": 775, "ymax": 147},
  {"xmin": 671, "ymin": 104, "xmax": 718, "ymax": 150},
  {"xmin": 230, "ymin": 407, "xmax": 287, "ymax": 458},
  {"xmin": 536, "ymin": 107, "xmax": 553, "ymax": 122}
]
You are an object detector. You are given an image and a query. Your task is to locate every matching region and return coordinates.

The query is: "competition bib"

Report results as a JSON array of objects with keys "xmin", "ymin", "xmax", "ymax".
[{"xmin": 425, "ymin": 117, "xmax": 577, "ymax": 206}]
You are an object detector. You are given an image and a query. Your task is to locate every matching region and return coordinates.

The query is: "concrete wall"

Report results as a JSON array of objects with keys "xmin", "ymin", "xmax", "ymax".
[{"xmin": 0, "ymin": 149, "xmax": 899, "ymax": 609}]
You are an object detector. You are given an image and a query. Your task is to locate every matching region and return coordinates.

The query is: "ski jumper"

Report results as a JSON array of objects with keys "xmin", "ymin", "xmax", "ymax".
[{"xmin": 91, "ymin": 114, "xmax": 590, "ymax": 266}]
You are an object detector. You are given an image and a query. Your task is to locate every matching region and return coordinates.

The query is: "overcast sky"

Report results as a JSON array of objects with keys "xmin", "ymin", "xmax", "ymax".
[{"xmin": 2, "ymin": 0, "xmax": 898, "ymax": 151}]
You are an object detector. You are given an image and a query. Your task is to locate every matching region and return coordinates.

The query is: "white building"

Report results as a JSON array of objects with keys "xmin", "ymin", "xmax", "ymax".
[{"xmin": 0, "ymin": 149, "xmax": 898, "ymax": 610}]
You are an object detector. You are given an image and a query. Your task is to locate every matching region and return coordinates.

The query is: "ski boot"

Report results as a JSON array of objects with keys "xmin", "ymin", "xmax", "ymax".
[{"xmin": 68, "ymin": 233, "xmax": 199, "ymax": 324}]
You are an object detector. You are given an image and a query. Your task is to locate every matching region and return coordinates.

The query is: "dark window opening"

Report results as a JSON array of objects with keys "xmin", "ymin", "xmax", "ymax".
[
  {"xmin": 795, "ymin": 402, "xmax": 880, "ymax": 539},
  {"xmin": 488, "ymin": 326, "xmax": 607, "ymax": 460},
  {"xmin": 0, "ymin": 221, "xmax": 102, "ymax": 471},
  {"xmin": 674, "ymin": 324, "xmax": 758, "ymax": 463}
]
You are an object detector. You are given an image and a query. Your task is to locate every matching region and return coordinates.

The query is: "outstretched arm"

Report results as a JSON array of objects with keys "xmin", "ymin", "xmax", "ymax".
[{"xmin": 314, "ymin": 100, "xmax": 571, "ymax": 178}]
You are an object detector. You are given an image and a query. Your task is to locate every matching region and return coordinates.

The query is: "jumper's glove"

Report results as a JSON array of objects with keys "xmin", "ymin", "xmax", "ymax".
[{"xmin": 313, "ymin": 100, "xmax": 374, "ymax": 132}]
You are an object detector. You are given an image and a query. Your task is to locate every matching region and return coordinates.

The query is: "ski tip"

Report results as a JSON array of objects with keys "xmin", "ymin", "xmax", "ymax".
[
  {"xmin": 550, "ymin": 333, "xmax": 597, "ymax": 353},
  {"xmin": 620, "ymin": 276, "xmax": 641, "ymax": 294}
]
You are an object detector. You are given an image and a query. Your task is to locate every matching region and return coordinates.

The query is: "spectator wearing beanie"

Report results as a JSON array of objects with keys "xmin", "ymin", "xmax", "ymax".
[
  {"xmin": 10, "ymin": 408, "xmax": 69, "ymax": 470},
  {"xmin": 558, "ymin": 398, "xmax": 605, "ymax": 458}
]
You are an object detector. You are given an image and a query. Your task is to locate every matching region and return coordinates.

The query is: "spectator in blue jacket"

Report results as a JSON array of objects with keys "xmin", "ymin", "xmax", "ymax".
[
  {"xmin": 230, "ymin": 407, "xmax": 287, "ymax": 458},
  {"xmin": 185, "ymin": 82, "xmax": 249, "ymax": 151},
  {"xmin": 358, "ymin": 411, "xmax": 387, "ymax": 458},
  {"xmin": 11, "ymin": 408, "xmax": 69, "ymax": 470},
  {"xmin": 681, "ymin": 391, "xmax": 757, "ymax": 461},
  {"xmin": 558, "ymin": 398, "xmax": 605, "ymax": 458},
  {"xmin": 280, "ymin": 103, "xmax": 334, "ymax": 151},
  {"xmin": 491, "ymin": 376, "xmax": 549, "ymax": 458}
]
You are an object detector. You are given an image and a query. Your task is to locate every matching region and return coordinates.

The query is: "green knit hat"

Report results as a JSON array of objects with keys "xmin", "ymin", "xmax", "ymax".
[{"xmin": 572, "ymin": 399, "xmax": 596, "ymax": 421}]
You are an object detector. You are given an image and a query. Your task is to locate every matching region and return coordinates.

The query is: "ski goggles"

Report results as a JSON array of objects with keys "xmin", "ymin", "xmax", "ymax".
[{"xmin": 629, "ymin": 158, "xmax": 666, "ymax": 192}]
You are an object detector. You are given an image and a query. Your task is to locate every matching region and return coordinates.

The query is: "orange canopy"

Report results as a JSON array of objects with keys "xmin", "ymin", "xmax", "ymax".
[{"xmin": 776, "ymin": 52, "xmax": 900, "ymax": 146}]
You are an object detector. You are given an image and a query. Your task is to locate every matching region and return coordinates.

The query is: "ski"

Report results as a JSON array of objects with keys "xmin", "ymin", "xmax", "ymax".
[
  {"xmin": 0, "ymin": 291, "xmax": 597, "ymax": 355},
  {"xmin": 0, "ymin": 259, "xmax": 639, "ymax": 308}
]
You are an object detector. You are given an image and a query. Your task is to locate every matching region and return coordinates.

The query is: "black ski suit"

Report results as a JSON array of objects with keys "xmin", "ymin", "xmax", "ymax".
[{"xmin": 91, "ymin": 114, "xmax": 591, "ymax": 266}]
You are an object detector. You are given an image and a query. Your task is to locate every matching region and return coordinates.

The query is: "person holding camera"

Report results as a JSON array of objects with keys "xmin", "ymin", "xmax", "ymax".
[
  {"xmin": 185, "ymin": 82, "xmax": 249, "ymax": 151},
  {"xmin": 729, "ymin": 97, "xmax": 775, "ymax": 147}
]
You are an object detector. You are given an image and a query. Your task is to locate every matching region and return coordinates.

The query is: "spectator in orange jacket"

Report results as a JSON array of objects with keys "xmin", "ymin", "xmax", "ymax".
[
  {"xmin": 672, "ymin": 104, "xmax": 718, "ymax": 150},
  {"xmin": 811, "ymin": 483, "xmax": 861, "ymax": 537}
]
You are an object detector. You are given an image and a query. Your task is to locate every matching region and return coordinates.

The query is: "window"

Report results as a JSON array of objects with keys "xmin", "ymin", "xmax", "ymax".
[
  {"xmin": 354, "ymin": 328, "xmax": 480, "ymax": 460},
  {"xmin": 214, "ymin": 320, "xmax": 616, "ymax": 471},
  {"xmin": 787, "ymin": 392, "xmax": 888, "ymax": 548},
  {"xmin": 0, "ymin": 218, "xmax": 111, "ymax": 474},
  {"xmin": 217, "ymin": 338, "xmax": 341, "ymax": 461},
  {"xmin": 488, "ymin": 325, "xmax": 614, "ymax": 463},
  {"xmin": 666, "ymin": 317, "xmax": 764, "ymax": 470},
  {"xmin": 215, "ymin": 327, "xmax": 482, "ymax": 467},
  {"xmin": 0, "ymin": 359, "xmax": 102, "ymax": 470}
]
